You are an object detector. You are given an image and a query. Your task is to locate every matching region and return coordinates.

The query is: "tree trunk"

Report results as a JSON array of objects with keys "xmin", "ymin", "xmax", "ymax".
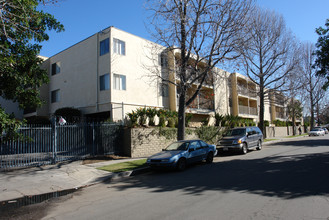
[
  {"xmin": 310, "ymin": 91, "xmax": 315, "ymax": 129},
  {"xmin": 292, "ymin": 109, "xmax": 296, "ymax": 136},
  {"xmin": 177, "ymin": 88, "xmax": 186, "ymax": 140},
  {"xmin": 259, "ymin": 86, "xmax": 265, "ymax": 135}
]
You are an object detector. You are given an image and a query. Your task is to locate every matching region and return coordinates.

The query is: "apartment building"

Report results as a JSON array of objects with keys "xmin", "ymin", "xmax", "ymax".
[
  {"xmin": 26, "ymin": 27, "xmax": 229, "ymax": 123},
  {"xmin": 160, "ymin": 48, "xmax": 230, "ymax": 125},
  {"xmin": 25, "ymin": 26, "xmax": 299, "ymax": 126}
]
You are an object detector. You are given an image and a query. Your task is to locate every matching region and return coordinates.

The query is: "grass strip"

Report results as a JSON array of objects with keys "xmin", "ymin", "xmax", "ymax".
[
  {"xmin": 97, "ymin": 159, "xmax": 148, "ymax": 173},
  {"xmin": 284, "ymin": 134, "xmax": 308, "ymax": 138},
  {"xmin": 264, "ymin": 139, "xmax": 277, "ymax": 142}
]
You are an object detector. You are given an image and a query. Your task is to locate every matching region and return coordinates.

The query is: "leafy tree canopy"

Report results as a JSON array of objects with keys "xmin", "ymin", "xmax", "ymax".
[
  {"xmin": 0, "ymin": 0, "xmax": 64, "ymax": 136},
  {"xmin": 315, "ymin": 19, "xmax": 329, "ymax": 90}
]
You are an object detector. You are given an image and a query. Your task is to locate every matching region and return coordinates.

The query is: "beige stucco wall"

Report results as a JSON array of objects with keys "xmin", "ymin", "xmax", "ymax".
[
  {"xmin": 48, "ymin": 34, "xmax": 99, "ymax": 115},
  {"xmin": 214, "ymin": 69, "xmax": 230, "ymax": 116},
  {"xmin": 110, "ymin": 28, "xmax": 167, "ymax": 121},
  {"xmin": 44, "ymin": 27, "xmax": 168, "ymax": 121}
]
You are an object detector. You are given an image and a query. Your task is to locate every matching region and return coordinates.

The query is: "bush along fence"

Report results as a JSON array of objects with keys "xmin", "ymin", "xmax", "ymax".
[
  {"xmin": 0, "ymin": 120, "xmax": 122, "ymax": 171},
  {"xmin": 125, "ymin": 107, "xmax": 304, "ymax": 141}
]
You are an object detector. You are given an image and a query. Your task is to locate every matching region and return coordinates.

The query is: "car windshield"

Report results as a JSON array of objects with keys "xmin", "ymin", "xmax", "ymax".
[
  {"xmin": 311, "ymin": 128, "xmax": 321, "ymax": 131},
  {"xmin": 165, "ymin": 142, "xmax": 189, "ymax": 151},
  {"xmin": 224, "ymin": 128, "xmax": 246, "ymax": 136}
]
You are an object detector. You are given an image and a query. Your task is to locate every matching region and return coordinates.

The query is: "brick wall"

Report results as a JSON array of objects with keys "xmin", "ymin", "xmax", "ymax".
[{"xmin": 123, "ymin": 127, "xmax": 198, "ymax": 158}]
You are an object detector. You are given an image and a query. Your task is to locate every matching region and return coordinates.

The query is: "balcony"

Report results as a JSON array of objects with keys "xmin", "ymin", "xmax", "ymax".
[
  {"xmin": 237, "ymin": 85, "xmax": 257, "ymax": 98},
  {"xmin": 276, "ymin": 112, "xmax": 285, "ymax": 119},
  {"xmin": 237, "ymin": 85, "xmax": 248, "ymax": 96},
  {"xmin": 238, "ymin": 105, "xmax": 258, "ymax": 116},
  {"xmin": 186, "ymin": 89, "xmax": 215, "ymax": 112}
]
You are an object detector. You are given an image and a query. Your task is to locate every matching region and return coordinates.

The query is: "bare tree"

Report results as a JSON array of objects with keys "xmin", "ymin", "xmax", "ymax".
[
  {"xmin": 145, "ymin": 0, "xmax": 253, "ymax": 140},
  {"xmin": 237, "ymin": 7, "xmax": 299, "ymax": 133},
  {"xmin": 283, "ymin": 67, "xmax": 304, "ymax": 135},
  {"xmin": 300, "ymin": 42, "xmax": 327, "ymax": 128}
]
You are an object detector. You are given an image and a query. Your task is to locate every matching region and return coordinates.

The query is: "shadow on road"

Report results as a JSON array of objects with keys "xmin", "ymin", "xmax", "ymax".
[
  {"xmin": 107, "ymin": 151, "xmax": 329, "ymax": 200},
  {"xmin": 267, "ymin": 138, "xmax": 328, "ymax": 147}
]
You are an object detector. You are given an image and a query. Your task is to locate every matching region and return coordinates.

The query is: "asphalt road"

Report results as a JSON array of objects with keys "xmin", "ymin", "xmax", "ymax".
[{"xmin": 8, "ymin": 136, "xmax": 329, "ymax": 220}]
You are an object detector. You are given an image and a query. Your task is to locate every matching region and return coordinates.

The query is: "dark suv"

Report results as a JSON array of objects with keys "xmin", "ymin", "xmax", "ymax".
[{"xmin": 217, "ymin": 126, "xmax": 263, "ymax": 154}]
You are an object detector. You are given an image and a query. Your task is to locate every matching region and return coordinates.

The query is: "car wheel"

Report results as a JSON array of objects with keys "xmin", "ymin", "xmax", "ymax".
[
  {"xmin": 206, "ymin": 152, "xmax": 214, "ymax": 164},
  {"xmin": 241, "ymin": 143, "xmax": 248, "ymax": 154},
  {"xmin": 256, "ymin": 140, "xmax": 262, "ymax": 150},
  {"xmin": 176, "ymin": 158, "xmax": 186, "ymax": 171}
]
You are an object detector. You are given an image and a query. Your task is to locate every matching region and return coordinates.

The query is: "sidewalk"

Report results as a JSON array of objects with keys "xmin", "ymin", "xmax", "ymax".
[
  {"xmin": 0, "ymin": 158, "xmax": 146, "ymax": 203},
  {"xmin": 0, "ymin": 135, "xmax": 306, "ymax": 204}
]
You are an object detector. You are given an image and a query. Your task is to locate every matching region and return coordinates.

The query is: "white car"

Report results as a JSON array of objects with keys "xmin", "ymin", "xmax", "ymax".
[{"xmin": 308, "ymin": 128, "xmax": 325, "ymax": 136}]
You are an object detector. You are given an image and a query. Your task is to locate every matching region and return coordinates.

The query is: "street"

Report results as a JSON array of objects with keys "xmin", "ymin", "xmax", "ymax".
[{"xmin": 5, "ymin": 136, "xmax": 329, "ymax": 220}]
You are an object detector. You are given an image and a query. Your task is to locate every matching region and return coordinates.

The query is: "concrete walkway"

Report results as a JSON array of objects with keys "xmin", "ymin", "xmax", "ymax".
[
  {"xmin": 0, "ymin": 158, "xmax": 145, "ymax": 203},
  {"xmin": 0, "ymin": 136, "xmax": 305, "ymax": 203}
]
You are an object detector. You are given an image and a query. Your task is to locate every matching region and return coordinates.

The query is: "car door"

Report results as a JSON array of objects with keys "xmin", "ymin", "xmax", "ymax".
[
  {"xmin": 198, "ymin": 140, "xmax": 209, "ymax": 160},
  {"xmin": 246, "ymin": 127, "xmax": 256, "ymax": 147},
  {"xmin": 187, "ymin": 141, "xmax": 202, "ymax": 163}
]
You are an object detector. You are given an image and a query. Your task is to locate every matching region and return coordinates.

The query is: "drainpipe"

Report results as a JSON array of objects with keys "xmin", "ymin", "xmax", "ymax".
[
  {"xmin": 109, "ymin": 28, "xmax": 113, "ymax": 121},
  {"xmin": 96, "ymin": 32, "xmax": 100, "ymax": 112}
]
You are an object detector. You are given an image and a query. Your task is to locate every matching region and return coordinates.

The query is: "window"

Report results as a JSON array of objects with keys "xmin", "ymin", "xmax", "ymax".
[
  {"xmin": 51, "ymin": 89, "xmax": 60, "ymax": 103},
  {"xmin": 189, "ymin": 141, "xmax": 201, "ymax": 151},
  {"xmin": 113, "ymin": 74, "xmax": 126, "ymax": 90},
  {"xmin": 100, "ymin": 74, "xmax": 110, "ymax": 91},
  {"xmin": 160, "ymin": 54, "xmax": 168, "ymax": 67},
  {"xmin": 161, "ymin": 83, "xmax": 169, "ymax": 97},
  {"xmin": 113, "ymin": 38, "xmax": 125, "ymax": 55},
  {"xmin": 51, "ymin": 62, "xmax": 60, "ymax": 75},
  {"xmin": 100, "ymin": 38, "xmax": 109, "ymax": 56}
]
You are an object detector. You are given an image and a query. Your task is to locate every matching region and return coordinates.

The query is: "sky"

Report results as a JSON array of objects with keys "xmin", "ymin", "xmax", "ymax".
[{"xmin": 39, "ymin": 0, "xmax": 329, "ymax": 58}]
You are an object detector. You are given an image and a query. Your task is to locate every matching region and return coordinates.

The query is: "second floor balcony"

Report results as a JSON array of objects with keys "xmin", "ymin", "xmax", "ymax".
[
  {"xmin": 237, "ymin": 85, "xmax": 257, "ymax": 98},
  {"xmin": 276, "ymin": 112, "xmax": 286, "ymax": 119},
  {"xmin": 186, "ymin": 90, "xmax": 215, "ymax": 112}
]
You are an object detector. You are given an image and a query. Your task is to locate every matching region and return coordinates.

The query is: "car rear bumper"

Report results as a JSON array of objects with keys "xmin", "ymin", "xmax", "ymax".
[{"xmin": 308, "ymin": 133, "xmax": 320, "ymax": 136}]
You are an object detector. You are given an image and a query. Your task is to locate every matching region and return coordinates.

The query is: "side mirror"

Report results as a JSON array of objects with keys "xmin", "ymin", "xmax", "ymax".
[
  {"xmin": 189, "ymin": 148, "xmax": 195, "ymax": 152},
  {"xmin": 162, "ymin": 149, "xmax": 165, "ymax": 151}
]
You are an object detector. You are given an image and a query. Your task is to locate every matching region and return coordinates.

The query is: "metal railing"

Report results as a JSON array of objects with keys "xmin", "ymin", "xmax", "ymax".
[{"xmin": 0, "ymin": 123, "xmax": 122, "ymax": 171}]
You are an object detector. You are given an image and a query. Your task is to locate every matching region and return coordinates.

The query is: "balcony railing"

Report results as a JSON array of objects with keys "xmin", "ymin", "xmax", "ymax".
[
  {"xmin": 237, "ymin": 85, "xmax": 257, "ymax": 98},
  {"xmin": 237, "ymin": 85, "xmax": 248, "ymax": 96},
  {"xmin": 238, "ymin": 105, "xmax": 258, "ymax": 116},
  {"xmin": 276, "ymin": 112, "xmax": 285, "ymax": 119}
]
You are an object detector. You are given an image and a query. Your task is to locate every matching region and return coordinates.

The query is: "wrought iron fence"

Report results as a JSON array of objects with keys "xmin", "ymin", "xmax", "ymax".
[{"xmin": 0, "ymin": 123, "xmax": 122, "ymax": 171}]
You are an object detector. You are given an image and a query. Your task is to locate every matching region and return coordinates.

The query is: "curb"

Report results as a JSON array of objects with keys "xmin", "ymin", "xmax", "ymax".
[
  {"xmin": 0, "ymin": 166, "xmax": 152, "ymax": 210},
  {"xmin": 263, "ymin": 135, "xmax": 307, "ymax": 145},
  {"xmin": 110, "ymin": 166, "xmax": 151, "ymax": 180}
]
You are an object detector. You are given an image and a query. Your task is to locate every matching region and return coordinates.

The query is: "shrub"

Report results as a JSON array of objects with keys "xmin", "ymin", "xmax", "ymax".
[
  {"xmin": 185, "ymin": 113, "xmax": 193, "ymax": 127},
  {"xmin": 215, "ymin": 113, "xmax": 224, "ymax": 126},
  {"xmin": 158, "ymin": 115, "xmax": 166, "ymax": 127},
  {"xmin": 126, "ymin": 110, "xmax": 138, "ymax": 127},
  {"xmin": 137, "ymin": 107, "xmax": 147, "ymax": 126},
  {"xmin": 264, "ymin": 120, "xmax": 270, "ymax": 127},
  {"xmin": 146, "ymin": 107, "xmax": 157, "ymax": 126},
  {"xmin": 196, "ymin": 126, "xmax": 220, "ymax": 144}
]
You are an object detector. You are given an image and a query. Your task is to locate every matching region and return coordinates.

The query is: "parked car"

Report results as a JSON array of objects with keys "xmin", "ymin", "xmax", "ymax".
[
  {"xmin": 217, "ymin": 126, "xmax": 263, "ymax": 155},
  {"xmin": 146, "ymin": 140, "xmax": 217, "ymax": 171},
  {"xmin": 315, "ymin": 126, "xmax": 329, "ymax": 134},
  {"xmin": 308, "ymin": 128, "xmax": 325, "ymax": 136}
]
